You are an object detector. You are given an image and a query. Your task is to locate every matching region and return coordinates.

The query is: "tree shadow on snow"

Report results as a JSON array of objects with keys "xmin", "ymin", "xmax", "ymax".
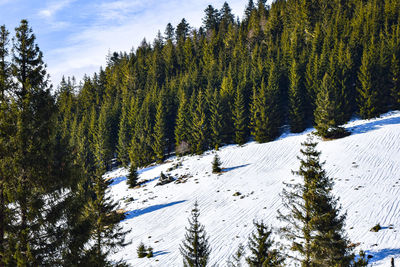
[
  {"xmin": 364, "ymin": 248, "xmax": 400, "ymax": 263},
  {"xmin": 153, "ymin": 250, "xmax": 169, "ymax": 257},
  {"xmin": 124, "ymin": 200, "xmax": 186, "ymax": 220},
  {"xmin": 347, "ymin": 116, "xmax": 400, "ymax": 136},
  {"xmin": 110, "ymin": 176, "xmax": 127, "ymax": 186},
  {"xmin": 222, "ymin": 164, "xmax": 250, "ymax": 172},
  {"xmin": 110, "ymin": 165, "xmax": 158, "ymax": 186}
]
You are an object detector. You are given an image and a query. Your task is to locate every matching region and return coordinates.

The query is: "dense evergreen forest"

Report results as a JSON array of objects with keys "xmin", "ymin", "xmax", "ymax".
[
  {"xmin": 0, "ymin": 0, "xmax": 399, "ymax": 265},
  {"xmin": 57, "ymin": 0, "xmax": 400, "ymax": 170}
]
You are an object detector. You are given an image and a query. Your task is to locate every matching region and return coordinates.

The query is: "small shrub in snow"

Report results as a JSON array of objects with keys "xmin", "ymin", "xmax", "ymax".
[
  {"xmin": 127, "ymin": 164, "xmax": 139, "ymax": 188},
  {"xmin": 212, "ymin": 154, "xmax": 222, "ymax": 173},
  {"xmin": 147, "ymin": 246, "xmax": 153, "ymax": 258},
  {"xmin": 137, "ymin": 242, "xmax": 147, "ymax": 258},
  {"xmin": 370, "ymin": 224, "xmax": 382, "ymax": 232}
]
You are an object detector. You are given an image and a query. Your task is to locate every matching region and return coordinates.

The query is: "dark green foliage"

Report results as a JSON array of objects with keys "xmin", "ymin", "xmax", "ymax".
[
  {"xmin": 251, "ymin": 64, "xmax": 282, "ymax": 143},
  {"xmin": 153, "ymin": 94, "xmax": 167, "ymax": 162},
  {"xmin": 389, "ymin": 53, "xmax": 400, "ymax": 108},
  {"xmin": 278, "ymin": 135, "xmax": 354, "ymax": 266},
  {"xmin": 191, "ymin": 90, "xmax": 208, "ymax": 155},
  {"xmin": 175, "ymin": 90, "xmax": 191, "ymax": 155},
  {"xmin": 180, "ymin": 201, "xmax": 211, "ymax": 267},
  {"xmin": 50, "ymin": 0, "xmax": 400, "ymax": 170},
  {"xmin": 203, "ymin": 5, "xmax": 220, "ymax": 32},
  {"xmin": 233, "ymin": 84, "xmax": 247, "ymax": 145},
  {"xmin": 246, "ymin": 220, "xmax": 284, "ymax": 267},
  {"xmin": 370, "ymin": 223, "xmax": 382, "ymax": 232},
  {"xmin": 212, "ymin": 154, "xmax": 222, "ymax": 173},
  {"xmin": 353, "ymin": 250, "xmax": 369, "ymax": 267},
  {"xmin": 147, "ymin": 246, "xmax": 154, "ymax": 258},
  {"xmin": 137, "ymin": 242, "xmax": 147, "ymax": 258},
  {"xmin": 117, "ymin": 100, "xmax": 131, "ymax": 167},
  {"xmin": 357, "ymin": 39, "xmax": 379, "ymax": 119},
  {"xmin": 0, "ymin": 1, "xmax": 398, "ymax": 264},
  {"xmin": 314, "ymin": 71, "xmax": 349, "ymax": 139},
  {"xmin": 227, "ymin": 243, "xmax": 244, "ymax": 267},
  {"xmin": 288, "ymin": 60, "xmax": 307, "ymax": 133},
  {"xmin": 210, "ymin": 89, "xmax": 223, "ymax": 150},
  {"xmin": 127, "ymin": 164, "xmax": 139, "ymax": 188}
]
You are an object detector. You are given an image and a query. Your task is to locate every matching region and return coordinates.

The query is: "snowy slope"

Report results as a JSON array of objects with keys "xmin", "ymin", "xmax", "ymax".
[{"xmin": 106, "ymin": 111, "xmax": 400, "ymax": 266}]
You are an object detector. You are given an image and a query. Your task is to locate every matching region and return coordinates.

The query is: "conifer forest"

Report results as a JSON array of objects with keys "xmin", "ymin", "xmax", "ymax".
[{"xmin": 0, "ymin": 0, "xmax": 400, "ymax": 266}]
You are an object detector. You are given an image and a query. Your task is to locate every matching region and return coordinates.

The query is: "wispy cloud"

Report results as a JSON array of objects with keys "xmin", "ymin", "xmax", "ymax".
[
  {"xmin": 46, "ymin": 0, "xmax": 248, "ymax": 86},
  {"xmin": 97, "ymin": 0, "xmax": 147, "ymax": 21},
  {"xmin": 38, "ymin": 0, "xmax": 75, "ymax": 18}
]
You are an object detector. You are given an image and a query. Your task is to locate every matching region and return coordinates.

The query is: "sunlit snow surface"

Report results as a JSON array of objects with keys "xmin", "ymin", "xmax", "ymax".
[{"xmin": 105, "ymin": 111, "xmax": 400, "ymax": 266}]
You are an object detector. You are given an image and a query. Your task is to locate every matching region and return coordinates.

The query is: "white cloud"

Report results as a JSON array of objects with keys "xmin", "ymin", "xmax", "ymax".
[
  {"xmin": 38, "ymin": 0, "xmax": 75, "ymax": 18},
  {"xmin": 46, "ymin": 0, "xmax": 249, "ymax": 86}
]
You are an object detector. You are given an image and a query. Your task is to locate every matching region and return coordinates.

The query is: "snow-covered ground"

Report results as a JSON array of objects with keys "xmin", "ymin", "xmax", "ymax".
[{"xmin": 106, "ymin": 111, "xmax": 400, "ymax": 266}]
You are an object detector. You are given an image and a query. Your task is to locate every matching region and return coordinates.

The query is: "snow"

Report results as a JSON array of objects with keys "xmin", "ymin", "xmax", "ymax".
[{"xmin": 106, "ymin": 111, "xmax": 400, "ymax": 266}]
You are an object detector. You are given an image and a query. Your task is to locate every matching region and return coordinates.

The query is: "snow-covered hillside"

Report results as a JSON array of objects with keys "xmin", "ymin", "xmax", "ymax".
[{"xmin": 106, "ymin": 111, "xmax": 400, "ymax": 266}]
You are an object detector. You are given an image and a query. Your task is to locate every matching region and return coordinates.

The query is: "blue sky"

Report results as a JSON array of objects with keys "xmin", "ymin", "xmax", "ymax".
[{"xmin": 0, "ymin": 0, "xmax": 250, "ymax": 87}]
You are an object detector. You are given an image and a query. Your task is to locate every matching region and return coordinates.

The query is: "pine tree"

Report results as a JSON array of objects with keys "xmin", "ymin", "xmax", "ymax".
[
  {"xmin": 176, "ymin": 18, "xmax": 190, "ymax": 41},
  {"xmin": 203, "ymin": 5, "xmax": 220, "ymax": 32},
  {"xmin": 278, "ymin": 135, "xmax": 354, "ymax": 266},
  {"xmin": 117, "ymin": 99, "xmax": 131, "ymax": 167},
  {"xmin": 0, "ymin": 25, "xmax": 10, "ymax": 97},
  {"xmin": 227, "ymin": 244, "xmax": 244, "ymax": 267},
  {"xmin": 288, "ymin": 60, "xmax": 306, "ymax": 133},
  {"xmin": 209, "ymin": 89, "xmax": 223, "ymax": 150},
  {"xmin": 314, "ymin": 71, "xmax": 349, "ymax": 139},
  {"xmin": 250, "ymin": 68, "xmax": 281, "ymax": 143},
  {"xmin": 233, "ymin": 84, "xmax": 247, "ymax": 145},
  {"xmin": 191, "ymin": 90, "xmax": 207, "ymax": 155},
  {"xmin": 357, "ymin": 42, "xmax": 379, "ymax": 119},
  {"xmin": 180, "ymin": 201, "xmax": 211, "ymax": 267},
  {"xmin": 389, "ymin": 53, "xmax": 400, "ymax": 109},
  {"xmin": 165, "ymin": 23, "xmax": 175, "ymax": 41},
  {"xmin": 246, "ymin": 220, "xmax": 284, "ymax": 267},
  {"xmin": 83, "ymin": 121, "xmax": 128, "ymax": 265},
  {"xmin": 212, "ymin": 154, "xmax": 222, "ymax": 173},
  {"xmin": 10, "ymin": 19, "xmax": 58, "ymax": 265},
  {"xmin": 0, "ymin": 24, "xmax": 12, "ymax": 265},
  {"xmin": 175, "ymin": 89, "xmax": 191, "ymax": 155},
  {"xmin": 127, "ymin": 164, "xmax": 139, "ymax": 188},
  {"xmin": 153, "ymin": 94, "xmax": 167, "ymax": 162},
  {"xmin": 220, "ymin": 71, "xmax": 235, "ymax": 143}
]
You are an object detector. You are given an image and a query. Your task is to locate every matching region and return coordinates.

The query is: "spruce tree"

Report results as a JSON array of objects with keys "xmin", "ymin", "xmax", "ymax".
[
  {"xmin": 175, "ymin": 89, "xmax": 191, "ymax": 155},
  {"xmin": 10, "ymin": 19, "xmax": 57, "ymax": 265},
  {"xmin": 212, "ymin": 154, "xmax": 222, "ymax": 173},
  {"xmin": 314, "ymin": 71, "xmax": 348, "ymax": 139},
  {"xmin": 180, "ymin": 201, "xmax": 211, "ymax": 267},
  {"xmin": 210, "ymin": 90, "xmax": 223, "ymax": 150},
  {"xmin": 246, "ymin": 220, "xmax": 284, "ymax": 267},
  {"xmin": 203, "ymin": 5, "xmax": 220, "ymax": 32},
  {"xmin": 117, "ymin": 100, "xmax": 131, "ymax": 167},
  {"xmin": 278, "ymin": 135, "xmax": 354, "ymax": 266},
  {"xmin": 153, "ymin": 94, "xmax": 167, "ymax": 162},
  {"xmin": 233, "ymin": 84, "xmax": 247, "ymax": 145},
  {"xmin": 0, "ymin": 25, "xmax": 10, "ymax": 97},
  {"xmin": 4, "ymin": 19, "xmax": 82, "ymax": 265},
  {"xmin": 227, "ymin": 244, "xmax": 244, "ymax": 267},
  {"xmin": 83, "ymin": 120, "xmax": 128, "ymax": 265},
  {"xmin": 0, "ymin": 24, "xmax": 12, "ymax": 265},
  {"xmin": 191, "ymin": 90, "xmax": 207, "ymax": 155},
  {"xmin": 127, "ymin": 164, "xmax": 139, "ymax": 188},
  {"xmin": 389, "ymin": 53, "xmax": 400, "ymax": 109},
  {"xmin": 357, "ymin": 42, "xmax": 379, "ymax": 119},
  {"xmin": 288, "ymin": 60, "xmax": 306, "ymax": 133}
]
